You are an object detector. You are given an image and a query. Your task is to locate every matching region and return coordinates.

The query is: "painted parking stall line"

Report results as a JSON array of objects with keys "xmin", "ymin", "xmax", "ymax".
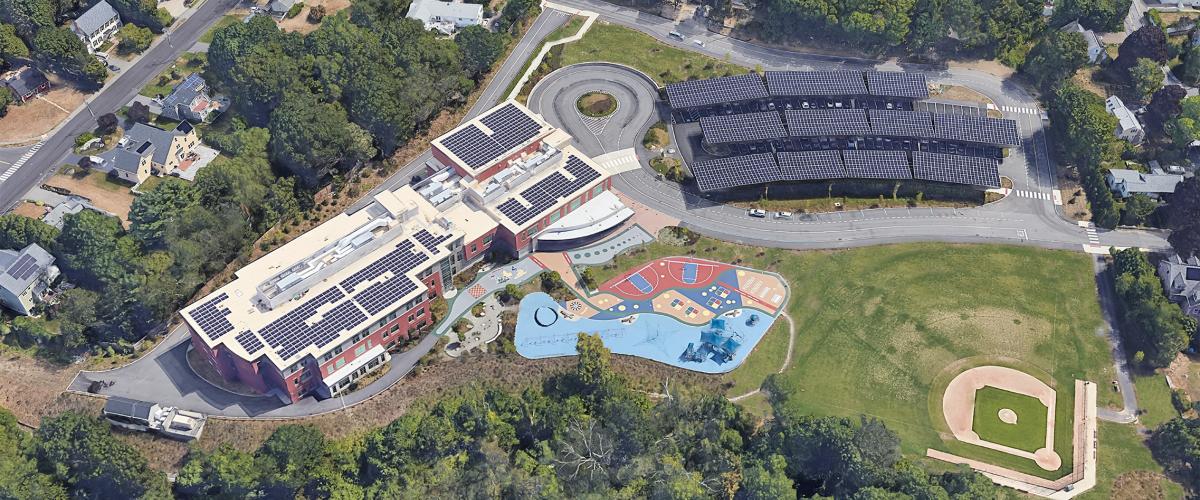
[{"xmin": 0, "ymin": 141, "xmax": 43, "ymax": 183}]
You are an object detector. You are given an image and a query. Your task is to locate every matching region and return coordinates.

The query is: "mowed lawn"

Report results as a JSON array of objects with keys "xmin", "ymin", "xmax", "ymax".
[
  {"xmin": 972, "ymin": 386, "xmax": 1049, "ymax": 453},
  {"xmin": 558, "ymin": 22, "xmax": 748, "ymax": 85},
  {"xmin": 585, "ymin": 236, "xmax": 1117, "ymax": 479}
]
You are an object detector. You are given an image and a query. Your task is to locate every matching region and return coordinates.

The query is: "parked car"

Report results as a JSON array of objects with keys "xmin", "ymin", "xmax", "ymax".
[
  {"xmin": 693, "ymin": 39, "xmax": 705, "ymax": 47},
  {"xmin": 774, "ymin": 211, "xmax": 793, "ymax": 220},
  {"xmin": 669, "ymin": 31, "xmax": 684, "ymax": 39},
  {"xmin": 747, "ymin": 209, "xmax": 767, "ymax": 218}
]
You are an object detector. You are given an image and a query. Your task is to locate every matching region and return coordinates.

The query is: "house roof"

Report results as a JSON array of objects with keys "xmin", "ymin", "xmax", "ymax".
[
  {"xmin": 269, "ymin": 0, "xmax": 297, "ymax": 12},
  {"xmin": 1107, "ymin": 168, "xmax": 1182, "ymax": 193},
  {"xmin": 0, "ymin": 243, "xmax": 54, "ymax": 296},
  {"xmin": 159, "ymin": 74, "xmax": 208, "ymax": 114},
  {"xmin": 103, "ymin": 397, "xmax": 154, "ymax": 421},
  {"xmin": 407, "ymin": 0, "xmax": 483, "ymax": 23},
  {"xmin": 42, "ymin": 201, "xmax": 85, "ymax": 229},
  {"xmin": 74, "ymin": 0, "xmax": 119, "ymax": 36},
  {"xmin": 109, "ymin": 122, "xmax": 189, "ymax": 167},
  {"xmin": 1105, "ymin": 96, "xmax": 1143, "ymax": 133},
  {"xmin": 1161, "ymin": 254, "xmax": 1200, "ymax": 299},
  {"xmin": 3, "ymin": 67, "xmax": 48, "ymax": 97}
]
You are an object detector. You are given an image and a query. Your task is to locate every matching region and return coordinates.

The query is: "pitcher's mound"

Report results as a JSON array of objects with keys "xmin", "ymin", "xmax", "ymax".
[{"xmin": 999, "ymin": 408, "xmax": 1018, "ymax": 424}]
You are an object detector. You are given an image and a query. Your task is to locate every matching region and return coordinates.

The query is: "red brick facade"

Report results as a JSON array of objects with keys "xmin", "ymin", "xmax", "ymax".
[{"xmin": 435, "ymin": 140, "xmax": 545, "ymax": 182}]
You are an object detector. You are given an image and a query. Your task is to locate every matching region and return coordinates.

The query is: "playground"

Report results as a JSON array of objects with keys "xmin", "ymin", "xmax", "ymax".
[{"xmin": 518, "ymin": 248, "xmax": 788, "ymax": 372}]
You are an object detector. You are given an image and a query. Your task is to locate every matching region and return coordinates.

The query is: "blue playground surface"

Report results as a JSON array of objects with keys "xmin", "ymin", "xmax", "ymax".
[
  {"xmin": 514, "ymin": 292, "xmax": 777, "ymax": 373},
  {"xmin": 682, "ymin": 263, "xmax": 698, "ymax": 284}
]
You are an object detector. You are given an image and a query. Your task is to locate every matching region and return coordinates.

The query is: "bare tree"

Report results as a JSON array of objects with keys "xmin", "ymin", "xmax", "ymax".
[{"xmin": 554, "ymin": 420, "xmax": 614, "ymax": 481}]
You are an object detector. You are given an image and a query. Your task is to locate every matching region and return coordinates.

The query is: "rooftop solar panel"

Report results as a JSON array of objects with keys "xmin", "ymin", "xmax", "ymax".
[
  {"xmin": 842, "ymin": 150, "xmax": 912, "ymax": 179},
  {"xmin": 777, "ymin": 150, "xmax": 847, "ymax": 180},
  {"xmin": 235, "ymin": 330, "xmax": 265, "ymax": 355},
  {"xmin": 439, "ymin": 125, "xmax": 506, "ymax": 169},
  {"xmin": 187, "ymin": 292, "xmax": 234, "ymax": 340},
  {"xmin": 258, "ymin": 287, "xmax": 364, "ymax": 361},
  {"xmin": 340, "ymin": 241, "xmax": 423, "ymax": 292},
  {"xmin": 5, "ymin": 254, "xmax": 36, "ymax": 280},
  {"xmin": 868, "ymin": 109, "xmax": 934, "ymax": 138},
  {"xmin": 931, "ymin": 114, "xmax": 1020, "ymax": 146},
  {"xmin": 865, "ymin": 72, "xmax": 929, "ymax": 99},
  {"xmin": 690, "ymin": 153, "xmax": 779, "ymax": 191},
  {"xmin": 701, "ymin": 111, "xmax": 787, "ymax": 144},
  {"xmin": 479, "ymin": 103, "xmax": 542, "ymax": 150},
  {"xmin": 912, "ymin": 151, "xmax": 1001, "ymax": 187},
  {"xmin": 413, "ymin": 229, "xmax": 451, "ymax": 253},
  {"xmin": 765, "ymin": 70, "xmax": 868, "ymax": 96},
  {"xmin": 785, "ymin": 109, "xmax": 870, "ymax": 137},
  {"xmin": 665, "ymin": 74, "xmax": 769, "ymax": 110},
  {"xmin": 495, "ymin": 155, "xmax": 600, "ymax": 225}
]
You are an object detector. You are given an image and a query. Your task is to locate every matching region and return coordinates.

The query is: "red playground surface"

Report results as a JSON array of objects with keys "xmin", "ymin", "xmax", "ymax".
[{"xmin": 601, "ymin": 257, "xmax": 729, "ymax": 298}]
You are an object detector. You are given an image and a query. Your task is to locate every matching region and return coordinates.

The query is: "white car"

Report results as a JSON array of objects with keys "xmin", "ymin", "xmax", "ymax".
[
  {"xmin": 747, "ymin": 209, "xmax": 767, "ymax": 218},
  {"xmin": 774, "ymin": 211, "xmax": 793, "ymax": 220},
  {"xmin": 693, "ymin": 39, "xmax": 705, "ymax": 47}
]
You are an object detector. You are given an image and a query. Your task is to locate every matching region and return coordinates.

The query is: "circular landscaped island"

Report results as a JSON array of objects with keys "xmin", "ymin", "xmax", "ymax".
[{"xmin": 576, "ymin": 91, "xmax": 617, "ymax": 118}]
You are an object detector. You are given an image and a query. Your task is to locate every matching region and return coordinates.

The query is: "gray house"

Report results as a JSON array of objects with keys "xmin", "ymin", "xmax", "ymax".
[
  {"xmin": 0, "ymin": 244, "xmax": 59, "ymax": 316},
  {"xmin": 1105, "ymin": 168, "xmax": 1182, "ymax": 199},
  {"xmin": 1160, "ymin": 254, "xmax": 1200, "ymax": 320},
  {"xmin": 158, "ymin": 74, "xmax": 223, "ymax": 123},
  {"xmin": 70, "ymin": 0, "xmax": 121, "ymax": 54}
]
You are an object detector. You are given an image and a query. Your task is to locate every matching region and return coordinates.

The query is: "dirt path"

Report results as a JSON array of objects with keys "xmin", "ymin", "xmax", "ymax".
[{"xmin": 728, "ymin": 312, "xmax": 795, "ymax": 402}]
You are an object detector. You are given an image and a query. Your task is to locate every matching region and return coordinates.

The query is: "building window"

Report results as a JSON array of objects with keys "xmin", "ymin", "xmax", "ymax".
[
  {"xmin": 527, "ymin": 227, "xmax": 538, "ymax": 238},
  {"xmin": 570, "ymin": 198, "xmax": 581, "ymax": 210},
  {"xmin": 355, "ymin": 345, "xmax": 366, "ymax": 356},
  {"xmin": 335, "ymin": 358, "xmax": 346, "ymax": 369},
  {"xmin": 482, "ymin": 234, "xmax": 493, "ymax": 245},
  {"xmin": 549, "ymin": 212, "xmax": 560, "ymax": 224},
  {"xmin": 593, "ymin": 185, "xmax": 603, "ymax": 195}
]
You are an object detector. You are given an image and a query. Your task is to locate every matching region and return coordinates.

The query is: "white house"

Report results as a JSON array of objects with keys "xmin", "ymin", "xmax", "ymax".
[
  {"xmin": 1105, "ymin": 95, "xmax": 1145, "ymax": 145},
  {"xmin": 406, "ymin": 0, "xmax": 484, "ymax": 35},
  {"xmin": 71, "ymin": 0, "xmax": 121, "ymax": 54},
  {"xmin": 1160, "ymin": 254, "xmax": 1200, "ymax": 320},
  {"xmin": 1105, "ymin": 168, "xmax": 1182, "ymax": 199},
  {"xmin": 1060, "ymin": 20, "xmax": 1106, "ymax": 64},
  {"xmin": 0, "ymin": 244, "xmax": 58, "ymax": 316}
]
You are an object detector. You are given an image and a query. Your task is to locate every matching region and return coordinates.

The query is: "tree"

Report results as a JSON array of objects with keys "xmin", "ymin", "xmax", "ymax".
[
  {"xmin": 307, "ymin": 4, "xmax": 327, "ymax": 22},
  {"xmin": 1183, "ymin": 45, "xmax": 1200, "ymax": 86},
  {"xmin": 0, "ymin": 85, "xmax": 10, "ymax": 118},
  {"xmin": 268, "ymin": 90, "xmax": 375, "ymax": 185},
  {"xmin": 740, "ymin": 455, "xmax": 795, "ymax": 499},
  {"xmin": 1146, "ymin": 85, "xmax": 1186, "ymax": 136},
  {"xmin": 117, "ymin": 23, "xmax": 153, "ymax": 53},
  {"xmin": 498, "ymin": 283, "xmax": 525, "ymax": 304},
  {"xmin": 0, "ymin": 23, "xmax": 29, "ymax": 61},
  {"xmin": 128, "ymin": 177, "xmax": 199, "ymax": 247},
  {"xmin": 55, "ymin": 210, "xmax": 125, "ymax": 287},
  {"xmin": 0, "ymin": 0, "xmax": 54, "ymax": 39},
  {"xmin": 1150, "ymin": 417, "xmax": 1200, "ymax": 490},
  {"xmin": 1131, "ymin": 57, "xmax": 1165, "ymax": 100},
  {"xmin": 255, "ymin": 425, "xmax": 331, "ymax": 496},
  {"xmin": 0, "ymin": 408, "xmax": 65, "ymax": 500},
  {"xmin": 51, "ymin": 288, "xmax": 98, "ymax": 351},
  {"xmin": 1167, "ymin": 177, "xmax": 1200, "ymax": 258},
  {"xmin": 457, "ymin": 25, "xmax": 506, "ymax": 79},
  {"xmin": 1120, "ymin": 193, "xmax": 1157, "ymax": 226},
  {"xmin": 1117, "ymin": 24, "xmax": 1168, "ymax": 70},
  {"xmin": 1052, "ymin": 0, "xmax": 1132, "ymax": 32},
  {"xmin": 1021, "ymin": 30, "xmax": 1088, "ymax": 91},
  {"xmin": 96, "ymin": 113, "xmax": 118, "ymax": 135},
  {"xmin": 1111, "ymin": 247, "xmax": 1195, "ymax": 367},
  {"xmin": 35, "ymin": 412, "xmax": 169, "ymax": 498},
  {"xmin": 0, "ymin": 213, "xmax": 58, "ymax": 250},
  {"xmin": 176, "ymin": 446, "xmax": 262, "ymax": 498},
  {"xmin": 127, "ymin": 101, "xmax": 150, "ymax": 123},
  {"xmin": 108, "ymin": 0, "xmax": 170, "ymax": 33},
  {"xmin": 499, "ymin": 0, "xmax": 538, "ymax": 32}
]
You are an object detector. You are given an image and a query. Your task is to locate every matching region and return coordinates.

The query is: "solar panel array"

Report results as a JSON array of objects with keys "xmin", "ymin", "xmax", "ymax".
[
  {"xmin": 868, "ymin": 109, "xmax": 934, "ymax": 137},
  {"xmin": 912, "ymin": 152, "xmax": 1001, "ymax": 187},
  {"xmin": 701, "ymin": 111, "xmax": 787, "ymax": 144},
  {"xmin": 784, "ymin": 109, "xmax": 870, "ymax": 137},
  {"xmin": 842, "ymin": 150, "xmax": 912, "ymax": 179},
  {"xmin": 691, "ymin": 153, "xmax": 779, "ymax": 191},
  {"xmin": 235, "ymin": 330, "xmax": 265, "ymax": 355},
  {"xmin": 496, "ymin": 155, "xmax": 601, "ymax": 225},
  {"xmin": 777, "ymin": 151, "xmax": 847, "ymax": 180},
  {"xmin": 866, "ymin": 72, "xmax": 929, "ymax": 99},
  {"xmin": 188, "ymin": 292, "xmax": 234, "ymax": 340},
  {"xmin": 5, "ymin": 254, "xmax": 38, "ymax": 281},
  {"xmin": 413, "ymin": 229, "xmax": 451, "ymax": 253},
  {"xmin": 931, "ymin": 114, "xmax": 1020, "ymax": 146},
  {"xmin": 665, "ymin": 74, "xmax": 770, "ymax": 109},
  {"xmin": 439, "ymin": 104, "xmax": 542, "ymax": 169},
  {"xmin": 341, "ymin": 241, "xmax": 420, "ymax": 292},
  {"xmin": 765, "ymin": 71, "xmax": 868, "ymax": 96},
  {"xmin": 259, "ymin": 287, "xmax": 365, "ymax": 361}
]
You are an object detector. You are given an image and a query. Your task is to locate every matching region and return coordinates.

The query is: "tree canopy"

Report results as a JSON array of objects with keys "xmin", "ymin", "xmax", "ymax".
[{"xmin": 1111, "ymin": 248, "xmax": 1196, "ymax": 367}]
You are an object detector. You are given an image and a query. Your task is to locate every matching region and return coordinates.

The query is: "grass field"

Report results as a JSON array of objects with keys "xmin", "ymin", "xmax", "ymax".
[
  {"xmin": 972, "ymin": 386, "xmax": 1050, "ymax": 453},
  {"xmin": 558, "ymin": 22, "xmax": 748, "ymax": 84},
  {"xmin": 1078, "ymin": 422, "xmax": 1185, "ymax": 499},
  {"xmin": 584, "ymin": 234, "xmax": 1118, "ymax": 480},
  {"xmin": 140, "ymin": 52, "xmax": 207, "ymax": 98},
  {"xmin": 200, "ymin": 15, "xmax": 241, "ymax": 44},
  {"xmin": 506, "ymin": 15, "xmax": 586, "ymax": 99},
  {"xmin": 1134, "ymin": 374, "xmax": 1180, "ymax": 429}
]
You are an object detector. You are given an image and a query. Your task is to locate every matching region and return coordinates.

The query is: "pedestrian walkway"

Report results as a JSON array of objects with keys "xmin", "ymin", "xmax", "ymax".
[
  {"xmin": 1013, "ymin": 189, "xmax": 1052, "ymax": 201},
  {"xmin": 592, "ymin": 149, "xmax": 641, "ymax": 175},
  {"xmin": 0, "ymin": 142, "xmax": 43, "ymax": 183},
  {"xmin": 1002, "ymin": 105, "xmax": 1041, "ymax": 115}
]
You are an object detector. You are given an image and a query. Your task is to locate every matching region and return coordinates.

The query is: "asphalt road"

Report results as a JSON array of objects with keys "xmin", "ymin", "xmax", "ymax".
[{"xmin": 0, "ymin": 0, "xmax": 242, "ymax": 211}]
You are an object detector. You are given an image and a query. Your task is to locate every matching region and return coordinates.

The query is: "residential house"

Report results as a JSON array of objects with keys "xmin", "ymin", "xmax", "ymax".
[
  {"xmin": 1060, "ymin": 20, "xmax": 1106, "ymax": 64},
  {"xmin": 98, "ymin": 121, "xmax": 199, "ymax": 184},
  {"xmin": 1160, "ymin": 254, "xmax": 1200, "ymax": 319},
  {"xmin": 2, "ymin": 67, "xmax": 50, "ymax": 104},
  {"xmin": 41, "ymin": 200, "xmax": 85, "ymax": 230},
  {"xmin": 1105, "ymin": 168, "xmax": 1183, "ymax": 199},
  {"xmin": 1105, "ymin": 96, "xmax": 1145, "ymax": 145},
  {"xmin": 71, "ymin": 0, "xmax": 121, "ymax": 54},
  {"xmin": 406, "ymin": 0, "xmax": 484, "ymax": 35},
  {"xmin": 158, "ymin": 74, "xmax": 223, "ymax": 123},
  {"xmin": 0, "ymin": 244, "xmax": 59, "ymax": 316},
  {"xmin": 268, "ymin": 0, "xmax": 298, "ymax": 17}
]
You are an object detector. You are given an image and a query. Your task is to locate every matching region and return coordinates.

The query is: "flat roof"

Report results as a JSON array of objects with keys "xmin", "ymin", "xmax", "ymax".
[
  {"xmin": 431, "ymin": 100, "xmax": 552, "ymax": 176},
  {"xmin": 484, "ymin": 145, "xmax": 610, "ymax": 233},
  {"xmin": 181, "ymin": 187, "xmax": 466, "ymax": 370}
]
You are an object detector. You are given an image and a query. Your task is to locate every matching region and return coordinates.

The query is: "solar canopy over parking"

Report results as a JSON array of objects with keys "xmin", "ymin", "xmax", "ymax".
[
  {"xmin": 842, "ymin": 150, "xmax": 912, "ymax": 179},
  {"xmin": 437, "ymin": 103, "xmax": 543, "ymax": 169},
  {"xmin": 766, "ymin": 70, "xmax": 868, "ymax": 96},
  {"xmin": 865, "ymin": 72, "xmax": 929, "ymax": 99},
  {"xmin": 665, "ymin": 74, "xmax": 770, "ymax": 110},
  {"xmin": 701, "ymin": 111, "xmax": 787, "ymax": 144},
  {"xmin": 785, "ymin": 109, "xmax": 870, "ymax": 137},
  {"xmin": 868, "ymin": 109, "xmax": 934, "ymax": 137},
  {"xmin": 912, "ymin": 151, "xmax": 1001, "ymax": 187},
  {"xmin": 777, "ymin": 150, "xmax": 847, "ymax": 180},
  {"xmin": 931, "ymin": 114, "xmax": 1020, "ymax": 146},
  {"xmin": 690, "ymin": 153, "xmax": 780, "ymax": 191}
]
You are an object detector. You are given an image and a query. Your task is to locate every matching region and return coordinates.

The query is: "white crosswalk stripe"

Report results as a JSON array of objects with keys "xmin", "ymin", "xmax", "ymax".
[
  {"xmin": 1013, "ymin": 189, "xmax": 1051, "ymax": 201},
  {"xmin": 0, "ymin": 141, "xmax": 43, "ymax": 183},
  {"xmin": 1002, "ymin": 105, "xmax": 1040, "ymax": 115}
]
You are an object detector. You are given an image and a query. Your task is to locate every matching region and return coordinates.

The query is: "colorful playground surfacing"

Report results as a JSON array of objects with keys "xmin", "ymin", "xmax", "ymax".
[{"xmin": 515, "ymin": 255, "xmax": 789, "ymax": 373}]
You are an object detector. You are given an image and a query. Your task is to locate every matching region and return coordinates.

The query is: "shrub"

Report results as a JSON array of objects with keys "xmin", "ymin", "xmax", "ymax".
[
  {"xmin": 286, "ymin": 2, "xmax": 304, "ymax": 19},
  {"xmin": 74, "ymin": 132, "xmax": 96, "ymax": 148},
  {"xmin": 307, "ymin": 4, "xmax": 326, "ymax": 22}
]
